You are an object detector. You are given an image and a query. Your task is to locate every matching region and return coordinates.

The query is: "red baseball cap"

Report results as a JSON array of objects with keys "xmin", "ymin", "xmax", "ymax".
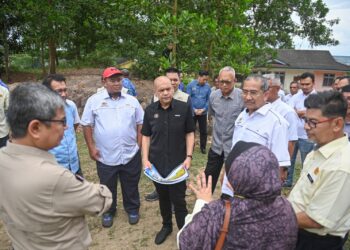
[{"xmin": 102, "ymin": 67, "xmax": 123, "ymax": 79}]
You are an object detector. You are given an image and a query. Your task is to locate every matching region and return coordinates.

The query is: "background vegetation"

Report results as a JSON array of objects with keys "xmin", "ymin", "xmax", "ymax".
[{"xmin": 1, "ymin": 0, "xmax": 339, "ymax": 80}]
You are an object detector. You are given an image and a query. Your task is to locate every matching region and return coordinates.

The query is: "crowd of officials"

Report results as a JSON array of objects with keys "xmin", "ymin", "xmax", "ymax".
[{"xmin": 0, "ymin": 67, "xmax": 350, "ymax": 250}]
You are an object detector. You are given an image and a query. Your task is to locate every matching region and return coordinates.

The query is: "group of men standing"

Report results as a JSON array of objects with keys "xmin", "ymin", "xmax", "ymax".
[{"xmin": 0, "ymin": 65, "xmax": 350, "ymax": 250}]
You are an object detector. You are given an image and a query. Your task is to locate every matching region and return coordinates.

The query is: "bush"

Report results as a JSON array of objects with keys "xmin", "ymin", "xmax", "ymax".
[{"xmin": 9, "ymin": 53, "xmax": 36, "ymax": 71}]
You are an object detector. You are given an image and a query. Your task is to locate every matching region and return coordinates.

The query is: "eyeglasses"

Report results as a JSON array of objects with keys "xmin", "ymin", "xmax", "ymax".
[
  {"xmin": 242, "ymin": 89, "xmax": 262, "ymax": 97},
  {"xmin": 219, "ymin": 80, "xmax": 233, "ymax": 85},
  {"xmin": 302, "ymin": 117, "xmax": 335, "ymax": 129},
  {"xmin": 38, "ymin": 117, "xmax": 67, "ymax": 126}
]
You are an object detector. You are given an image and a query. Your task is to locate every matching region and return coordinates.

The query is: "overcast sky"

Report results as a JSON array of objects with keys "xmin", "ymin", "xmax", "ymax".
[{"xmin": 294, "ymin": 0, "xmax": 350, "ymax": 56}]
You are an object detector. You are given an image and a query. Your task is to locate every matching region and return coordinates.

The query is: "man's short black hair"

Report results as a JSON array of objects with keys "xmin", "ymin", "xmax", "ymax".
[
  {"xmin": 165, "ymin": 67, "xmax": 180, "ymax": 76},
  {"xmin": 341, "ymin": 84, "xmax": 350, "ymax": 93},
  {"xmin": 304, "ymin": 91, "xmax": 347, "ymax": 119},
  {"xmin": 300, "ymin": 72, "xmax": 315, "ymax": 83},
  {"xmin": 335, "ymin": 76, "xmax": 343, "ymax": 81},
  {"xmin": 42, "ymin": 74, "xmax": 66, "ymax": 90},
  {"xmin": 198, "ymin": 70, "xmax": 209, "ymax": 76}
]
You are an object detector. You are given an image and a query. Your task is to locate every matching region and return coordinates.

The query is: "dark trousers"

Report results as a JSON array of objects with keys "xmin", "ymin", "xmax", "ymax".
[
  {"xmin": 0, "ymin": 135, "xmax": 9, "ymax": 148},
  {"xmin": 96, "ymin": 150, "xmax": 141, "ymax": 215},
  {"xmin": 204, "ymin": 148, "xmax": 224, "ymax": 193},
  {"xmin": 296, "ymin": 229, "xmax": 343, "ymax": 250},
  {"xmin": 154, "ymin": 180, "xmax": 187, "ymax": 230},
  {"xmin": 194, "ymin": 114, "xmax": 207, "ymax": 150}
]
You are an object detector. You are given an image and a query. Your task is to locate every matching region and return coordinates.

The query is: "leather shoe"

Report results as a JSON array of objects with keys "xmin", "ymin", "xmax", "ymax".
[
  {"xmin": 145, "ymin": 190, "xmax": 159, "ymax": 201},
  {"xmin": 200, "ymin": 148, "xmax": 206, "ymax": 154},
  {"xmin": 128, "ymin": 213, "xmax": 139, "ymax": 225},
  {"xmin": 155, "ymin": 226, "xmax": 172, "ymax": 245},
  {"xmin": 101, "ymin": 213, "xmax": 114, "ymax": 228}
]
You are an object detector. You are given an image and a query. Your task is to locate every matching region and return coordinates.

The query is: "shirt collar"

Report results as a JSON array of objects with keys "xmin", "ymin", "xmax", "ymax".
[
  {"xmin": 157, "ymin": 99, "xmax": 174, "ymax": 110},
  {"xmin": 317, "ymin": 135, "xmax": 349, "ymax": 159},
  {"xmin": 102, "ymin": 89, "xmax": 126, "ymax": 100},
  {"xmin": 220, "ymin": 88, "xmax": 236, "ymax": 99},
  {"xmin": 302, "ymin": 89, "xmax": 317, "ymax": 98},
  {"xmin": 196, "ymin": 81, "xmax": 207, "ymax": 87},
  {"xmin": 4, "ymin": 142, "xmax": 57, "ymax": 162},
  {"xmin": 245, "ymin": 103, "xmax": 271, "ymax": 115}
]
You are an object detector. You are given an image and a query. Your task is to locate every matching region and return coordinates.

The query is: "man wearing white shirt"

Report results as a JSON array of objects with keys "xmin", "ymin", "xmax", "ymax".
[
  {"xmin": 285, "ymin": 81, "xmax": 299, "ymax": 104},
  {"xmin": 81, "ymin": 67, "xmax": 144, "ymax": 228},
  {"xmin": 287, "ymin": 72, "xmax": 316, "ymax": 187},
  {"xmin": 267, "ymin": 78, "xmax": 299, "ymax": 156},
  {"xmin": 221, "ymin": 75, "xmax": 290, "ymax": 197}
]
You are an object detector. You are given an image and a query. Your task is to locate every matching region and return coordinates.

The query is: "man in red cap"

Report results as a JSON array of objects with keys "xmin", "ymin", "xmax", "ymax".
[{"xmin": 81, "ymin": 67, "xmax": 144, "ymax": 228}]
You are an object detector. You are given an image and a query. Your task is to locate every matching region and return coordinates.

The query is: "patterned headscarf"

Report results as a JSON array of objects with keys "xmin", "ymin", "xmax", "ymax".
[{"xmin": 179, "ymin": 141, "xmax": 297, "ymax": 250}]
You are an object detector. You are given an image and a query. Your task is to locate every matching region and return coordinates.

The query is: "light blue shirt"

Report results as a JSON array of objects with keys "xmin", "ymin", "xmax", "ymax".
[
  {"xmin": 81, "ymin": 90, "xmax": 144, "ymax": 165},
  {"xmin": 186, "ymin": 80, "xmax": 211, "ymax": 114},
  {"xmin": 49, "ymin": 99, "xmax": 80, "ymax": 173},
  {"xmin": 0, "ymin": 79, "xmax": 8, "ymax": 89},
  {"xmin": 122, "ymin": 78, "xmax": 137, "ymax": 96}
]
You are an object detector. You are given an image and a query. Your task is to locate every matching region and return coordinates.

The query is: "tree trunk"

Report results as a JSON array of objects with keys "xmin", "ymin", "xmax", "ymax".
[
  {"xmin": 40, "ymin": 40, "xmax": 46, "ymax": 76},
  {"xmin": 172, "ymin": 0, "xmax": 177, "ymax": 67},
  {"xmin": 207, "ymin": 41, "xmax": 213, "ymax": 72},
  {"xmin": 75, "ymin": 41, "xmax": 81, "ymax": 60},
  {"xmin": 48, "ymin": 38, "xmax": 56, "ymax": 74},
  {"xmin": 2, "ymin": 19, "xmax": 9, "ymax": 82}
]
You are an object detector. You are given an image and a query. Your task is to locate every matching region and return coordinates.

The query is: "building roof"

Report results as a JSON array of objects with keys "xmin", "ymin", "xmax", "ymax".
[
  {"xmin": 269, "ymin": 49, "xmax": 350, "ymax": 71},
  {"xmin": 334, "ymin": 56, "xmax": 350, "ymax": 66}
]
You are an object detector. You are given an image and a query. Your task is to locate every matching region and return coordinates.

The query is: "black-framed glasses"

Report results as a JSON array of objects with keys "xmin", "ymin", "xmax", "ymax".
[
  {"xmin": 38, "ymin": 117, "xmax": 67, "ymax": 126},
  {"xmin": 302, "ymin": 117, "xmax": 335, "ymax": 129}
]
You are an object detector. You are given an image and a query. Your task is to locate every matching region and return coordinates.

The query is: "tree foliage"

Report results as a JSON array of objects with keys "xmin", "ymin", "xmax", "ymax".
[{"xmin": 0, "ymin": 0, "xmax": 339, "ymax": 78}]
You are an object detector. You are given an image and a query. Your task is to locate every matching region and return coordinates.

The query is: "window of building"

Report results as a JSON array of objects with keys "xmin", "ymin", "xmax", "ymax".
[
  {"xmin": 323, "ymin": 73, "xmax": 335, "ymax": 87},
  {"xmin": 274, "ymin": 72, "xmax": 285, "ymax": 85}
]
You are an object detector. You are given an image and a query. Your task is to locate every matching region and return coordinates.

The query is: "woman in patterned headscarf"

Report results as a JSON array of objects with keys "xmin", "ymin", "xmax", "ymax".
[{"xmin": 177, "ymin": 141, "xmax": 298, "ymax": 250}]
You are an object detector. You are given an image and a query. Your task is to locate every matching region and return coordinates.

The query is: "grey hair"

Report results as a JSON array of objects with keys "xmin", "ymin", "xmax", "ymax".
[
  {"xmin": 219, "ymin": 66, "xmax": 236, "ymax": 78},
  {"xmin": 270, "ymin": 78, "xmax": 281, "ymax": 87},
  {"xmin": 7, "ymin": 83, "xmax": 65, "ymax": 138},
  {"xmin": 244, "ymin": 74, "xmax": 269, "ymax": 92}
]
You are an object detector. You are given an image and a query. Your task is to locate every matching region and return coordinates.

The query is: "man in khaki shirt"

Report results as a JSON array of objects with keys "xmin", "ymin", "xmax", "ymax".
[
  {"xmin": 288, "ymin": 91, "xmax": 350, "ymax": 250},
  {"xmin": 0, "ymin": 83, "xmax": 112, "ymax": 250}
]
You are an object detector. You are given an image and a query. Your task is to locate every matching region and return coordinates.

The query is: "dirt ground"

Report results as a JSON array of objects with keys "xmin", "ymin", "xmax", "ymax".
[
  {"xmin": 5, "ymin": 68, "xmax": 155, "ymax": 114},
  {"xmin": 0, "ymin": 69, "xmax": 212, "ymax": 250},
  {"xmin": 0, "ymin": 133, "xmax": 211, "ymax": 250}
]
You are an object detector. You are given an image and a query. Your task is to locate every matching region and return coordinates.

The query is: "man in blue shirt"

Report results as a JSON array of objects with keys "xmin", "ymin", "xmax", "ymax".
[
  {"xmin": 187, "ymin": 70, "xmax": 211, "ymax": 154},
  {"xmin": 121, "ymin": 69, "xmax": 137, "ymax": 96},
  {"xmin": 42, "ymin": 74, "xmax": 83, "ymax": 176}
]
